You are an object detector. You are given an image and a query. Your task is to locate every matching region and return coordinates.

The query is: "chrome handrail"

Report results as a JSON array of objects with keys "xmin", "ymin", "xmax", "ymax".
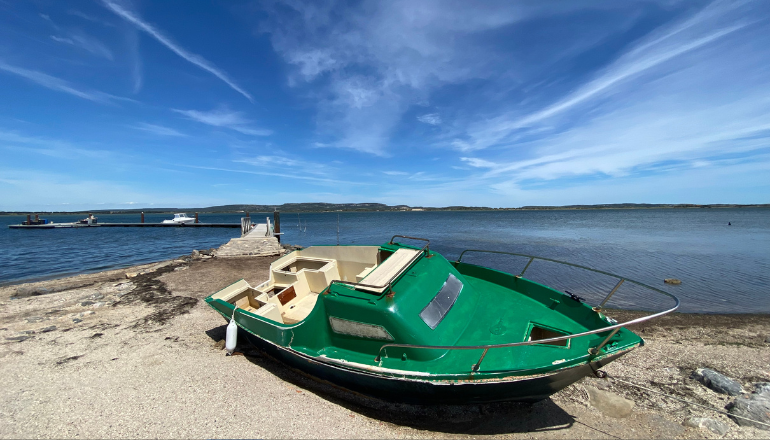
[
  {"xmin": 389, "ymin": 235, "xmax": 430, "ymax": 253},
  {"xmin": 374, "ymin": 250, "xmax": 680, "ymax": 372},
  {"xmin": 329, "ymin": 237, "xmax": 431, "ymax": 295}
]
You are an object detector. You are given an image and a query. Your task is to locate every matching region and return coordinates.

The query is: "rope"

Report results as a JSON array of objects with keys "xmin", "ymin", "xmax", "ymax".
[{"xmin": 596, "ymin": 370, "xmax": 770, "ymax": 429}]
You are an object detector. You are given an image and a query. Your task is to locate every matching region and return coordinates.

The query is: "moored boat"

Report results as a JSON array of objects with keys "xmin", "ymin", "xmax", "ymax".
[
  {"xmin": 205, "ymin": 236, "xmax": 678, "ymax": 404},
  {"xmin": 161, "ymin": 213, "xmax": 195, "ymax": 224}
]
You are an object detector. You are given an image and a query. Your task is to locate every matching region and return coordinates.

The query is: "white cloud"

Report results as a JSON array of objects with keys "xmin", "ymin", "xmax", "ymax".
[
  {"xmin": 173, "ymin": 108, "xmax": 271, "ymax": 136},
  {"xmin": 444, "ymin": 0, "xmax": 770, "ymax": 200},
  {"xmin": 453, "ymin": 1, "xmax": 752, "ymax": 152},
  {"xmin": 261, "ymin": 1, "xmax": 530, "ymax": 155},
  {"xmin": 102, "ymin": 0, "xmax": 252, "ymax": 101},
  {"xmin": 0, "ymin": 61, "xmax": 124, "ymax": 104},
  {"xmin": 417, "ymin": 113, "xmax": 442, "ymax": 125},
  {"xmin": 50, "ymin": 33, "xmax": 114, "ymax": 60},
  {"xmin": 133, "ymin": 123, "xmax": 186, "ymax": 137}
]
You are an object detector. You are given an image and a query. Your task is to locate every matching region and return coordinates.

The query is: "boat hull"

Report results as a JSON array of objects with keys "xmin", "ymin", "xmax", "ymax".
[{"xmin": 241, "ymin": 329, "xmax": 633, "ymax": 404}]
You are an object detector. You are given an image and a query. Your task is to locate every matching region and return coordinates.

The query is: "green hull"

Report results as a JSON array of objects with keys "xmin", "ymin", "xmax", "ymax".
[{"xmin": 205, "ymin": 240, "xmax": 653, "ymax": 403}]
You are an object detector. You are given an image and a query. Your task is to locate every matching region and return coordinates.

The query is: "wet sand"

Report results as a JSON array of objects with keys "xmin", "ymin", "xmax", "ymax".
[{"xmin": 1, "ymin": 254, "xmax": 769, "ymax": 439}]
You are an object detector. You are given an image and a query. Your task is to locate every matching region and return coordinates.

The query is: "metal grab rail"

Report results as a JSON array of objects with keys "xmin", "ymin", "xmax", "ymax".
[
  {"xmin": 389, "ymin": 235, "xmax": 430, "ymax": 253},
  {"xmin": 374, "ymin": 250, "xmax": 680, "ymax": 372},
  {"xmin": 329, "ymin": 237, "xmax": 431, "ymax": 295}
]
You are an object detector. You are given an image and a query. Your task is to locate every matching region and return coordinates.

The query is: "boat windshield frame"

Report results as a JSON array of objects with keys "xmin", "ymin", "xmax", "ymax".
[{"xmin": 373, "ymin": 249, "xmax": 680, "ymax": 372}]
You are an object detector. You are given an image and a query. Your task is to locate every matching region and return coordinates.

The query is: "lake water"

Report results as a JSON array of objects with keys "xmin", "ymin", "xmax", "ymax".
[{"xmin": 1, "ymin": 209, "xmax": 768, "ymax": 314}]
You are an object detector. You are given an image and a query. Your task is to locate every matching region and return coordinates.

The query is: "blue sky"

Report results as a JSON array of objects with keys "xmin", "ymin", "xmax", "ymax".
[{"xmin": 1, "ymin": 0, "xmax": 769, "ymax": 211}]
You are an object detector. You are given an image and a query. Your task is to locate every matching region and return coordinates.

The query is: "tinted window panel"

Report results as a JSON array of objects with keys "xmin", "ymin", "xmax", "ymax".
[{"xmin": 420, "ymin": 273, "xmax": 463, "ymax": 329}]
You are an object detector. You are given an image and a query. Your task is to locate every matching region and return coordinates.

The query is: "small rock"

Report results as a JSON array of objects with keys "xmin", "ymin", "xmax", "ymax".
[
  {"xmin": 174, "ymin": 266, "xmax": 189, "ymax": 271},
  {"xmin": 90, "ymin": 333, "xmax": 104, "ymax": 339},
  {"xmin": 92, "ymin": 302, "xmax": 105, "ymax": 308},
  {"xmin": 78, "ymin": 311, "xmax": 95, "ymax": 317},
  {"xmin": 80, "ymin": 301, "xmax": 95, "ymax": 307},
  {"xmin": 214, "ymin": 339, "xmax": 226, "ymax": 350},
  {"xmin": 683, "ymin": 417, "xmax": 730, "ymax": 435},
  {"xmin": 25, "ymin": 316, "xmax": 44, "ymax": 323},
  {"xmin": 39, "ymin": 326, "xmax": 57, "ymax": 333},
  {"xmin": 125, "ymin": 272, "xmax": 138, "ymax": 279},
  {"xmin": 727, "ymin": 394, "xmax": 770, "ymax": 430},
  {"xmin": 5, "ymin": 335, "xmax": 33, "ymax": 342},
  {"xmin": 19, "ymin": 330, "xmax": 35, "ymax": 335},
  {"xmin": 191, "ymin": 249, "xmax": 201, "ymax": 259},
  {"xmin": 585, "ymin": 386, "xmax": 634, "ymax": 418},
  {"xmin": 72, "ymin": 318, "xmax": 82, "ymax": 323},
  {"xmin": 691, "ymin": 368, "xmax": 743, "ymax": 396},
  {"xmin": 89, "ymin": 293, "xmax": 105, "ymax": 300},
  {"xmin": 664, "ymin": 278, "xmax": 682, "ymax": 285},
  {"xmin": 765, "ymin": 335, "xmax": 770, "ymax": 344}
]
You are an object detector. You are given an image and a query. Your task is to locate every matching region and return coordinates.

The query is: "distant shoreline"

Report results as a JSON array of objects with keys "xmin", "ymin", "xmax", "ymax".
[{"xmin": 2, "ymin": 203, "xmax": 769, "ymax": 216}]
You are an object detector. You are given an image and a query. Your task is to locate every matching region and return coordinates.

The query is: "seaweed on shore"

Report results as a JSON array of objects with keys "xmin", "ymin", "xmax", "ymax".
[{"xmin": 112, "ymin": 264, "xmax": 198, "ymax": 328}]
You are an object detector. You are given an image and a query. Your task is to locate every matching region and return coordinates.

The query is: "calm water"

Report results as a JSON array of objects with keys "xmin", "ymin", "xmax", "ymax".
[{"xmin": 1, "ymin": 209, "xmax": 768, "ymax": 313}]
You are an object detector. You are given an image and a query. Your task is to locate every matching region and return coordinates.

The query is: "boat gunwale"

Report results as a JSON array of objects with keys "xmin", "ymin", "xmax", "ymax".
[
  {"xmin": 230, "ymin": 315, "xmax": 641, "ymax": 383},
  {"xmin": 372, "ymin": 250, "xmax": 679, "ymax": 366}
]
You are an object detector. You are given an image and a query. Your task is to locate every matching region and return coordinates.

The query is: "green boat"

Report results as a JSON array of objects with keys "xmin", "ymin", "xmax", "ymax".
[{"xmin": 206, "ymin": 236, "xmax": 678, "ymax": 404}]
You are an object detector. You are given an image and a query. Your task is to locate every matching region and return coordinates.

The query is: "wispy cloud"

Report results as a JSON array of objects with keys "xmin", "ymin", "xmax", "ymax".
[
  {"xmin": 417, "ymin": 113, "xmax": 442, "ymax": 125},
  {"xmin": 452, "ymin": 2, "xmax": 751, "ymax": 152},
  {"xmin": 0, "ymin": 61, "xmax": 125, "ymax": 104},
  {"xmin": 184, "ymin": 164, "xmax": 370, "ymax": 186},
  {"xmin": 0, "ymin": 130, "xmax": 112, "ymax": 159},
  {"xmin": 101, "ymin": 0, "xmax": 252, "ymax": 101},
  {"xmin": 124, "ymin": 26, "xmax": 142, "ymax": 93},
  {"xmin": 235, "ymin": 155, "xmax": 333, "ymax": 177},
  {"xmin": 261, "ymin": 1, "xmax": 530, "ymax": 155},
  {"xmin": 68, "ymin": 10, "xmax": 115, "ymax": 27},
  {"xmin": 133, "ymin": 123, "xmax": 186, "ymax": 137},
  {"xmin": 50, "ymin": 33, "xmax": 114, "ymax": 60},
  {"xmin": 441, "ymin": 0, "xmax": 770, "ymax": 204},
  {"xmin": 174, "ymin": 108, "xmax": 271, "ymax": 136}
]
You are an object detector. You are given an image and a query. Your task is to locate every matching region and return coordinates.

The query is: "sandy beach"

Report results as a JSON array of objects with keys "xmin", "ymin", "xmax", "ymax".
[{"xmin": 1, "ymin": 253, "xmax": 769, "ymax": 439}]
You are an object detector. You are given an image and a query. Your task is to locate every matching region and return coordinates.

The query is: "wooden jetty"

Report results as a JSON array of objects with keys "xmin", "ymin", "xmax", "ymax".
[
  {"xmin": 8, "ymin": 223, "xmax": 240, "ymax": 229},
  {"xmin": 8, "ymin": 212, "xmax": 282, "ymax": 240}
]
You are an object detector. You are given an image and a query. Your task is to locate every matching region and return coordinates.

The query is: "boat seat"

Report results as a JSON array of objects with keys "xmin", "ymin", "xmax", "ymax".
[
  {"xmin": 254, "ymin": 303, "xmax": 284, "ymax": 324},
  {"xmin": 282, "ymin": 293, "xmax": 319, "ymax": 324},
  {"xmin": 357, "ymin": 248, "xmax": 421, "ymax": 293},
  {"xmin": 356, "ymin": 266, "xmax": 376, "ymax": 282}
]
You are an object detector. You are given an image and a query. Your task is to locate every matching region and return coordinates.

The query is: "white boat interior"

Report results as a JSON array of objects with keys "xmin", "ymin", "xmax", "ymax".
[{"xmin": 210, "ymin": 245, "xmax": 421, "ymax": 325}]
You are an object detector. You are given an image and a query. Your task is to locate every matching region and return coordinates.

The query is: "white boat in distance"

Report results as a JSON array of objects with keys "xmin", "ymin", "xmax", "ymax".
[{"xmin": 162, "ymin": 213, "xmax": 196, "ymax": 224}]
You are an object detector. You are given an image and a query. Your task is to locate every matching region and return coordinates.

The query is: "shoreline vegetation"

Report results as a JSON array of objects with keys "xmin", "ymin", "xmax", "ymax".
[
  {"xmin": 1, "ymin": 202, "xmax": 769, "ymax": 216},
  {"xmin": 1, "ymin": 249, "xmax": 769, "ymax": 438}
]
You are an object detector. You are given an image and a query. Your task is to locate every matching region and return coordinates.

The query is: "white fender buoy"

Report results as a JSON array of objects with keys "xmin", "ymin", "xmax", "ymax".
[{"xmin": 225, "ymin": 311, "xmax": 238, "ymax": 355}]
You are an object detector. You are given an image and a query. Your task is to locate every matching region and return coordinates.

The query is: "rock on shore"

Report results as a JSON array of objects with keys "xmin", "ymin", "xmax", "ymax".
[{"xmin": 691, "ymin": 368, "xmax": 743, "ymax": 395}]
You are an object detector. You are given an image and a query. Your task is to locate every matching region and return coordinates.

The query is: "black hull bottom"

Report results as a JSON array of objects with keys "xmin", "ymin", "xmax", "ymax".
[{"xmin": 242, "ymin": 331, "xmax": 629, "ymax": 405}]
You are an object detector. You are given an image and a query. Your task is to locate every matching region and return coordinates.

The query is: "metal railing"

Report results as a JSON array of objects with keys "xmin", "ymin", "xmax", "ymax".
[
  {"xmin": 240, "ymin": 217, "xmax": 253, "ymax": 236},
  {"xmin": 374, "ymin": 249, "xmax": 680, "ymax": 372},
  {"xmin": 329, "ymin": 236, "xmax": 431, "ymax": 295}
]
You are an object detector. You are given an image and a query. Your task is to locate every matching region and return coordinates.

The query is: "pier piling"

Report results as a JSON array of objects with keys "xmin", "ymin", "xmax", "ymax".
[
  {"xmin": 195, "ymin": 212, "xmax": 199, "ymax": 223},
  {"xmin": 274, "ymin": 210, "xmax": 281, "ymax": 242},
  {"xmin": 35, "ymin": 214, "xmax": 39, "ymax": 222},
  {"xmin": 141, "ymin": 212, "xmax": 144, "ymax": 223},
  {"xmin": 27, "ymin": 214, "xmax": 31, "ymax": 225}
]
